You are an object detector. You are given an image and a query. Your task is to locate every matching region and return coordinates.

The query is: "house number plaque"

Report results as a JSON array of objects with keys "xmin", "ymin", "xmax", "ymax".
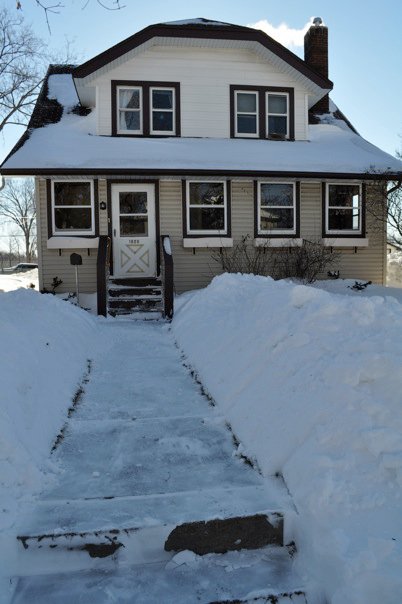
[{"xmin": 129, "ymin": 239, "xmax": 140, "ymax": 244}]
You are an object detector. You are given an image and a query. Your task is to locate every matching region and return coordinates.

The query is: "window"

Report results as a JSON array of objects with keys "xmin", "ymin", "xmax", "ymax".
[
  {"xmin": 186, "ymin": 181, "xmax": 227, "ymax": 235},
  {"xmin": 235, "ymin": 91, "xmax": 258, "ymax": 137},
  {"xmin": 258, "ymin": 182, "xmax": 297, "ymax": 235},
  {"xmin": 112, "ymin": 81, "xmax": 180, "ymax": 137},
  {"xmin": 325, "ymin": 183, "xmax": 362, "ymax": 234},
  {"xmin": 230, "ymin": 86, "xmax": 294, "ymax": 139},
  {"xmin": 119, "ymin": 191, "xmax": 148, "ymax": 236},
  {"xmin": 150, "ymin": 88, "xmax": 175, "ymax": 134},
  {"xmin": 52, "ymin": 181, "xmax": 95, "ymax": 236},
  {"xmin": 117, "ymin": 86, "xmax": 142, "ymax": 134},
  {"xmin": 267, "ymin": 92, "xmax": 288, "ymax": 139}
]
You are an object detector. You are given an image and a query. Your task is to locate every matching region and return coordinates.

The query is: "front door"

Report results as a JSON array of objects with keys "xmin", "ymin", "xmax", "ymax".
[{"xmin": 111, "ymin": 184, "xmax": 156, "ymax": 278}]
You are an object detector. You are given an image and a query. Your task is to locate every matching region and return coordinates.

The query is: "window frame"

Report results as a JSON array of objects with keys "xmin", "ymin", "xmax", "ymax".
[
  {"xmin": 255, "ymin": 180, "xmax": 300, "ymax": 238},
  {"xmin": 234, "ymin": 90, "xmax": 259, "ymax": 138},
  {"xmin": 324, "ymin": 182, "xmax": 364, "ymax": 237},
  {"xmin": 266, "ymin": 91, "xmax": 289, "ymax": 139},
  {"xmin": 112, "ymin": 80, "xmax": 180, "ymax": 137},
  {"xmin": 51, "ymin": 179, "xmax": 96, "ymax": 237},
  {"xmin": 116, "ymin": 85, "xmax": 143, "ymax": 135},
  {"xmin": 230, "ymin": 85, "xmax": 294, "ymax": 140},
  {"xmin": 183, "ymin": 180, "xmax": 230, "ymax": 237},
  {"xmin": 149, "ymin": 86, "xmax": 176, "ymax": 136}
]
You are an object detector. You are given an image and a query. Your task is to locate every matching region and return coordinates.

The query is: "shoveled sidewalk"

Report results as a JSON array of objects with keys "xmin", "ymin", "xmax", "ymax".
[{"xmin": 11, "ymin": 321, "xmax": 301, "ymax": 603}]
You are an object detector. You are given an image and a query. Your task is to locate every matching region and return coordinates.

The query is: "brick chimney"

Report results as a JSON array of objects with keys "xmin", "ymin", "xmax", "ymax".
[{"xmin": 304, "ymin": 17, "xmax": 329, "ymax": 114}]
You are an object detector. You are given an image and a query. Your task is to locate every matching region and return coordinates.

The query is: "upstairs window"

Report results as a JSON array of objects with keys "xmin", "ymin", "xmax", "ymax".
[
  {"xmin": 150, "ymin": 87, "xmax": 175, "ymax": 134},
  {"xmin": 52, "ymin": 181, "xmax": 95, "ymax": 236},
  {"xmin": 117, "ymin": 86, "xmax": 142, "ymax": 134},
  {"xmin": 258, "ymin": 182, "xmax": 297, "ymax": 235},
  {"xmin": 267, "ymin": 93, "xmax": 288, "ymax": 139},
  {"xmin": 186, "ymin": 181, "xmax": 228, "ymax": 235},
  {"xmin": 112, "ymin": 81, "xmax": 180, "ymax": 137},
  {"xmin": 230, "ymin": 86, "xmax": 294, "ymax": 140},
  {"xmin": 235, "ymin": 91, "xmax": 259, "ymax": 137},
  {"xmin": 325, "ymin": 183, "xmax": 362, "ymax": 235}
]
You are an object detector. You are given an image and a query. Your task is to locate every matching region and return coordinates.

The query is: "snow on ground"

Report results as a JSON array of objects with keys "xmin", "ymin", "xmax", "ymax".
[
  {"xmin": 0, "ymin": 269, "xmax": 38, "ymax": 293},
  {"xmin": 173, "ymin": 274, "xmax": 402, "ymax": 604},
  {"xmin": 0, "ymin": 289, "xmax": 98, "ymax": 537}
]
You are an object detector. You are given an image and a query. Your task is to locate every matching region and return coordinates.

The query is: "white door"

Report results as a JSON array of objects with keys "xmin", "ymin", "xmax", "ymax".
[{"xmin": 111, "ymin": 184, "xmax": 156, "ymax": 278}]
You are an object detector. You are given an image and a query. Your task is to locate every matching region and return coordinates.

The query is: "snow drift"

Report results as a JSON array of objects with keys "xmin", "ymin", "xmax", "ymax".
[
  {"xmin": 0, "ymin": 290, "xmax": 98, "ymax": 530},
  {"xmin": 173, "ymin": 274, "xmax": 402, "ymax": 604}
]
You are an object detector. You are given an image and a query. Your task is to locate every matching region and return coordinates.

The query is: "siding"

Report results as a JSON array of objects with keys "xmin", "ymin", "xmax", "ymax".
[
  {"xmin": 38, "ymin": 178, "xmax": 98, "ymax": 294},
  {"xmin": 93, "ymin": 46, "xmax": 309, "ymax": 140},
  {"xmin": 37, "ymin": 177, "xmax": 386, "ymax": 297}
]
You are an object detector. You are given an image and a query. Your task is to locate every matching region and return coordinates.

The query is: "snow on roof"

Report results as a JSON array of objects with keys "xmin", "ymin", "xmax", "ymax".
[
  {"xmin": 47, "ymin": 74, "xmax": 79, "ymax": 109},
  {"xmin": 2, "ymin": 74, "xmax": 401, "ymax": 176}
]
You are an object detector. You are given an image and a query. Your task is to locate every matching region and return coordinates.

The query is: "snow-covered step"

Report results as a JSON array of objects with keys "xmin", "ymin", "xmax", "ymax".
[{"xmin": 11, "ymin": 545, "xmax": 306, "ymax": 604}]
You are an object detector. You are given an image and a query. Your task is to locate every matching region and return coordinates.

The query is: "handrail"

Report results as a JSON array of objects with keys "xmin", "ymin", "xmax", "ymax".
[
  {"xmin": 96, "ymin": 235, "xmax": 111, "ymax": 317},
  {"xmin": 160, "ymin": 234, "xmax": 174, "ymax": 320}
]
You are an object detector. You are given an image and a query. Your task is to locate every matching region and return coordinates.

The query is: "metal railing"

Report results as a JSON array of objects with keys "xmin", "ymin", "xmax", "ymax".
[
  {"xmin": 96, "ymin": 235, "xmax": 111, "ymax": 317},
  {"xmin": 160, "ymin": 234, "xmax": 174, "ymax": 320}
]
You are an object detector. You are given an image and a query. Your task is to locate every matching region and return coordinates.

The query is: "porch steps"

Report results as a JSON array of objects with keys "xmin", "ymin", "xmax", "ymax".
[{"xmin": 108, "ymin": 277, "xmax": 163, "ymax": 316}]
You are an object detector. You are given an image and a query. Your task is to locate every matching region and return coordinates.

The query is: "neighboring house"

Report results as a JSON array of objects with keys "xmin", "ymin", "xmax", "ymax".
[
  {"xmin": 387, "ymin": 241, "xmax": 402, "ymax": 255},
  {"xmin": 1, "ymin": 17, "xmax": 402, "ymax": 315}
]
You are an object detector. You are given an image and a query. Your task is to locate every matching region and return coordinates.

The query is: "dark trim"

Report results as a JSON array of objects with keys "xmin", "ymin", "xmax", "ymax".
[
  {"xmin": 96, "ymin": 235, "xmax": 111, "ymax": 317},
  {"xmin": 230, "ymin": 85, "xmax": 295, "ymax": 140},
  {"xmin": 107, "ymin": 179, "xmax": 160, "ymax": 277},
  {"xmin": 182, "ymin": 178, "xmax": 232, "ymax": 238},
  {"xmin": 5, "ymin": 168, "xmax": 397, "ymax": 180},
  {"xmin": 94, "ymin": 178, "xmax": 100, "ymax": 236},
  {"xmin": 111, "ymin": 80, "xmax": 180, "ymax": 137},
  {"xmin": 254, "ymin": 179, "xmax": 300, "ymax": 238},
  {"xmin": 73, "ymin": 23, "xmax": 333, "ymax": 90},
  {"xmin": 322, "ymin": 181, "xmax": 367, "ymax": 238},
  {"xmin": 46, "ymin": 179, "xmax": 53, "ymax": 237}
]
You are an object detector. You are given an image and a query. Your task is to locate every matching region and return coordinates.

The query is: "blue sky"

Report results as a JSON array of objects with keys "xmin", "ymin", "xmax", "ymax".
[{"xmin": 0, "ymin": 0, "xmax": 401, "ymax": 161}]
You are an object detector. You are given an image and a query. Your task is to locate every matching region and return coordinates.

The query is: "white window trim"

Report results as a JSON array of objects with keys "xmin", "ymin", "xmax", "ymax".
[
  {"xmin": 257, "ymin": 181, "xmax": 297, "ymax": 236},
  {"xmin": 325, "ymin": 182, "xmax": 362, "ymax": 236},
  {"xmin": 150, "ymin": 87, "xmax": 175, "ymax": 135},
  {"xmin": 234, "ymin": 90, "xmax": 259, "ymax": 138},
  {"xmin": 183, "ymin": 237, "xmax": 233, "ymax": 248},
  {"xmin": 117, "ymin": 85, "xmax": 143, "ymax": 135},
  {"xmin": 51, "ymin": 180, "xmax": 95, "ymax": 237},
  {"xmin": 322, "ymin": 238, "xmax": 369, "ymax": 247},
  {"xmin": 186, "ymin": 180, "xmax": 228, "ymax": 236},
  {"xmin": 266, "ymin": 92, "xmax": 289, "ymax": 139},
  {"xmin": 254, "ymin": 237, "xmax": 303, "ymax": 248}
]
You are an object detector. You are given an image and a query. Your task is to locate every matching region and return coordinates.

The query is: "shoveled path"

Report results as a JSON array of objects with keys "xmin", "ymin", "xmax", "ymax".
[{"xmin": 12, "ymin": 320, "xmax": 299, "ymax": 603}]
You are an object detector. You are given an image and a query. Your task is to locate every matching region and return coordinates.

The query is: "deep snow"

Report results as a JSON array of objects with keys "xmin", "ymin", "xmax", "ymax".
[{"xmin": 173, "ymin": 274, "xmax": 402, "ymax": 604}]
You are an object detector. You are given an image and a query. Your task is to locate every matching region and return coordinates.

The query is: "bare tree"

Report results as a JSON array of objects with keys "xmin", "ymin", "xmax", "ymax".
[
  {"xmin": 0, "ymin": 7, "xmax": 46, "ymax": 132},
  {"xmin": 366, "ymin": 158, "xmax": 402, "ymax": 247},
  {"xmin": 0, "ymin": 180, "xmax": 37, "ymax": 261}
]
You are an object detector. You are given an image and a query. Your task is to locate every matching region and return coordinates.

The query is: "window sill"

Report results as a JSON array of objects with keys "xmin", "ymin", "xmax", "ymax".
[
  {"xmin": 47, "ymin": 236, "xmax": 99, "ymax": 249},
  {"xmin": 183, "ymin": 237, "xmax": 233, "ymax": 248},
  {"xmin": 254, "ymin": 237, "xmax": 302, "ymax": 247},
  {"xmin": 322, "ymin": 238, "xmax": 368, "ymax": 247}
]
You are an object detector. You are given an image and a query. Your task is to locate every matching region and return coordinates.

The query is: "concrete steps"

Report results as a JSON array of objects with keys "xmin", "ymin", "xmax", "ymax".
[{"xmin": 108, "ymin": 277, "xmax": 163, "ymax": 316}]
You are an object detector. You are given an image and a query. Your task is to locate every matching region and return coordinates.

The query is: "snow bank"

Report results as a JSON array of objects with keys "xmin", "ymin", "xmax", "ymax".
[
  {"xmin": 0, "ymin": 290, "xmax": 98, "ymax": 530},
  {"xmin": 173, "ymin": 274, "xmax": 402, "ymax": 604},
  {"xmin": 387, "ymin": 250, "xmax": 402, "ymax": 287},
  {"xmin": 0, "ymin": 268, "xmax": 38, "ymax": 293}
]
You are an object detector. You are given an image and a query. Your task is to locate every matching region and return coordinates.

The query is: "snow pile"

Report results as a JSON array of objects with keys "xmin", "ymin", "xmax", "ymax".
[
  {"xmin": 0, "ymin": 290, "xmax": 98, "ymax": 530},
  {"xmin": 47, "ymin": 74, "xmax": 79, "ymax": 109},
  {"xmin": 0, "ymin": 268, "xmax": 38, "ymax": 293},
  {"xmin": 173, "ymin": 274, "xmax": 402, "ymax": 604},
  {"xmin": 387, "ymin": 250, "xmax": 402, "ymax": 287}
]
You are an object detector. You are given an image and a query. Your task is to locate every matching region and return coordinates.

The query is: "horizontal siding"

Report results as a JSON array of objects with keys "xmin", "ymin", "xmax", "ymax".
[
  {"xmin": 38, "ymin": 179, "xmax": 98, "ymax": 294},
  {"xmin": 37, "ymin": 177, "xmax": 386, "ymax": 297},
  {"xmin": 93, "ymin": 46, "xmax": 309, "ymax": 140}
]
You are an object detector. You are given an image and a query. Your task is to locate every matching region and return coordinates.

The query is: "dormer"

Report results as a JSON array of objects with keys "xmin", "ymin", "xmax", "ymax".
[{"xmin": 72, "ymin": 18, "xmax": 333, "ymax": 141}]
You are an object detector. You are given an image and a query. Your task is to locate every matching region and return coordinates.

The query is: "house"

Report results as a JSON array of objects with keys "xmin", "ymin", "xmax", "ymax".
[{"xmin": 1, "ymin": 17, "xmax": 401, "ymax": 316}]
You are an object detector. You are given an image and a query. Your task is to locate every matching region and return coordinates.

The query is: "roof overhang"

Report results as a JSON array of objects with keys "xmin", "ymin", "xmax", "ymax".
[{"xmin": 73, "ymin": 22, "xmax": 333, "ymax": 108}]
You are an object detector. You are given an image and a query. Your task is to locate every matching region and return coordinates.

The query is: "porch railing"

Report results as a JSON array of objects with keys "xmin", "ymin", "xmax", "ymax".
[
  {"xmin": 96, "ymin": 235, "xmax": 111, "ymax": 317},
  {"xmin": 160, "ymin": 234, "xmax": 174, "ymax": 320}
]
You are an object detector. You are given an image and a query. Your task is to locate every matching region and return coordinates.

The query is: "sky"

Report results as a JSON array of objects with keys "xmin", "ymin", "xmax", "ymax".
[{"xmin": 0, "ymin": 0, "xmax": 401, "ymax": 248}]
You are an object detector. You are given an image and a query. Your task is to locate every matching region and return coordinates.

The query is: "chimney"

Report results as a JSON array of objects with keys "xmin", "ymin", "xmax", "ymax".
[{"xmin": 304, "ymin": 17, "xmax": 329, "ymax": 114}]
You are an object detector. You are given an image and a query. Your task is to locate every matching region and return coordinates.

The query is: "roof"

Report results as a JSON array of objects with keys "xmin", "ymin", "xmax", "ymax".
[
  {"xmin": 72, "ymin": 18, "xmax": 333, "ymax": 90},
  {"xmin": 1, "ymin": 71, "xmax": 402, "ymax": 178}
]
